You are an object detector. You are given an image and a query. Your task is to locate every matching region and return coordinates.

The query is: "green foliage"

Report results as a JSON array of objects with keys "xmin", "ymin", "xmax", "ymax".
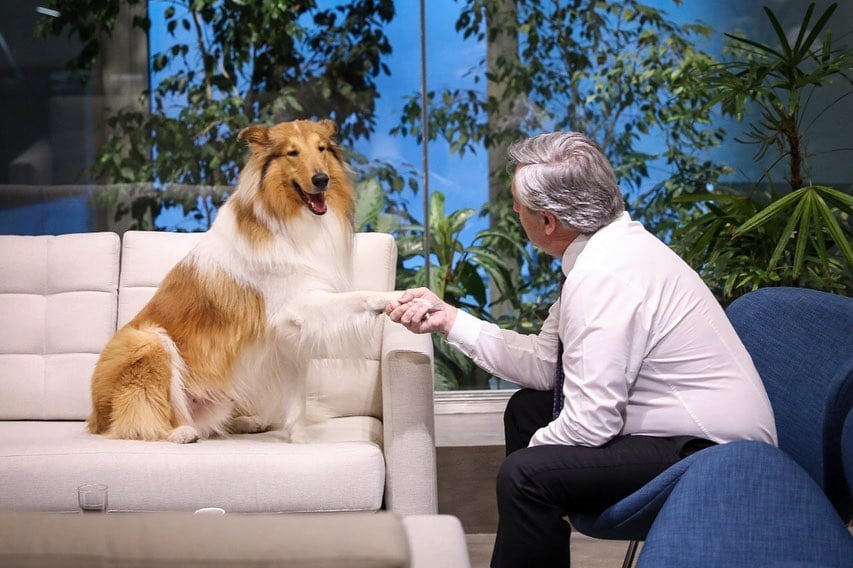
[
  {"xmin": 395, "ymin": 0, "xmax": 725, "ymax": 189},
  {"xmin": 393, "ymin": 0, "xmax": 727, "ymax": 348},
  {"xmin": 673, "ymin": 184, "xmax": 853, "ymax": 300},
  {"xmin": 672, "ymin": 2, "xmax": 853, "ymax": 302},
  {"xmin": 395, "ymin": 191, "xmax": 525, "ymax": 389},
  {"xmin": 705, "ymin": 2, "xmax": 853, "ymax": 189},
  {"xmin": 38, "ymin": 0, "xmax": 397, "ymax": 229}
]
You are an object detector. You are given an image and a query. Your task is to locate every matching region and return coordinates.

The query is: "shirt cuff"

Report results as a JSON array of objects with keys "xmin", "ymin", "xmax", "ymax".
[{"xmin": 446, "ymin": 309, "xmax": 482, "ymax": 356}]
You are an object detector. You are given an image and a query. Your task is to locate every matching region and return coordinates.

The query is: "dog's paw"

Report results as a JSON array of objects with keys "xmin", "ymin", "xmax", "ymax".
[
  {"xmin": 167, "ymin": 425, "xmax": 200, "ymax": 444},
  {"xmin": 363, "ymin": 292, "xmax": 401, "ymax": 313},
  {"xmin": 230, "ymin": 415, "xmax": 269, "ymax": 435}
]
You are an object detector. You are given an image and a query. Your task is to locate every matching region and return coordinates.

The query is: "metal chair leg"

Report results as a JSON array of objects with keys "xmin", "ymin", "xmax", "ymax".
[{"xmin": 621, "ymin": 540, "xmax": 640, "ymax": 568}]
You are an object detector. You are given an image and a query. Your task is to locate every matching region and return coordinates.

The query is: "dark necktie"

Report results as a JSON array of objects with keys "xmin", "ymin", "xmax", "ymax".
[
  {"xmin": 552, "ymin": 272, "xmax": 566, "ymax": 420},
  {"xmin": 552, "ymin": 337, "xmax": 564, "ymax": 420}
]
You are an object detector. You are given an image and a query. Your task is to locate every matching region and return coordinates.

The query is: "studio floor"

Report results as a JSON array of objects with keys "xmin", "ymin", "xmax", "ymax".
[{"xmin": 465, "ymin": 532, "xmax": 637, "ymax": 568}]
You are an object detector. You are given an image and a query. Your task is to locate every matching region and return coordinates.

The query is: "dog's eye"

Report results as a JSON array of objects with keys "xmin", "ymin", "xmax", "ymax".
[
  {"xmin": 318, "ymin": 145, "xmax": 326, "ymax": 152},
  {"xmin": 286, "ymin": 149, "xmax": 299, "ymax": 157}
]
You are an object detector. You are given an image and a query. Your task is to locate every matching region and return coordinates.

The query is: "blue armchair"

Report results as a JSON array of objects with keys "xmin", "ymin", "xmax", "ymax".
[
  {"xmin": 636, "ymin": 440, "xmax": 853, "ymax": 567},
  {"xmin": 569, "ymin": 287, "xmax": 853, "ymax": 566}
]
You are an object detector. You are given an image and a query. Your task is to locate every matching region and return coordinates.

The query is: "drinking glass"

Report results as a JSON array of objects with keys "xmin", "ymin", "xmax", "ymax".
[{"xmin": 77, "ymin": 483, "xmax": 109, "ymax": 513}]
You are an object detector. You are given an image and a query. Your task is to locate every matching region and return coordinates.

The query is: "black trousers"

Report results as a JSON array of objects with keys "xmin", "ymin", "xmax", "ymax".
[{"xmin": 491, "ymin": 388, "xmax": 714, "ymax": 568}]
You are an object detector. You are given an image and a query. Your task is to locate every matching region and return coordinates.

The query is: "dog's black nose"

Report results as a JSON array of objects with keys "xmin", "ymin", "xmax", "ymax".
[{"xmin": 312, "ymin": 173, "xmax": 329, "ymax": 189}]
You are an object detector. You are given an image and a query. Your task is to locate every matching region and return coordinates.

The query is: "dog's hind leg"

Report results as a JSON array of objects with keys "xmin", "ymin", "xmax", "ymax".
[
  {"xmin": 228, "ymin": 413, "xmax": 271, "ymax": 434},
  {"xmin": 94, "ymin": 326, "xmax": 179, "ymax": 441}
]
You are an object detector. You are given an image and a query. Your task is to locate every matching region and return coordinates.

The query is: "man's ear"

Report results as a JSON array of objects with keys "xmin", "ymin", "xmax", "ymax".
[{"xmin": 542, "ymin": 210, "xmax": 559, "ymax": 235}]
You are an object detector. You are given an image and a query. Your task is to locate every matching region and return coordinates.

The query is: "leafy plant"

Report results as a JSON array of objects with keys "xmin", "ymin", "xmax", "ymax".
[
  {"xmin": 673, "ymin": 2, "xmax": 853, "ymax": 301},
  {"xmin": 37, "ymin": 0, "xmax": 400, "ymax": 229},
  {"xmin": 393, "ymin": 0, "xmax": 728, "ymax": 326},
  {"xmin": 398, "ymin": 0, "xmax": 726, "ymax": 192},
  {"xmin": 395, "ymin": 191, "xmax": 525, "ymax": 389}
]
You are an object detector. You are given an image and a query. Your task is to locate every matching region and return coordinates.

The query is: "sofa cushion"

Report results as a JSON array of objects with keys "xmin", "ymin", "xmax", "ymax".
[
  {"xmin": 0, "ymin": 419, "xmax": 385, "ymax": 513},
  {"xmin": 116, "ymin": 230, "xmax": 205, "ymax": 327},
  {"xmin": 0, "ymin": 233, "xmax": 119, "ymax": 420}
]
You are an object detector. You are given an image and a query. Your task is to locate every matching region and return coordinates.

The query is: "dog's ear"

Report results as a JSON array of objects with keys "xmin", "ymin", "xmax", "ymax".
[
  {"xmin": 317, "ymin": 119, "xmax": 338, "ymax": 139},
  {"xmin": 238, "ymin": 125, "xmax": 270, "ymax": 148}
]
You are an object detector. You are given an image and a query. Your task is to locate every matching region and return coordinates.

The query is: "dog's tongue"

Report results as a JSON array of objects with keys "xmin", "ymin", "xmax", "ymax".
[{"xmin": 308, "ymin": 192, "xmax": 327, "ymax": 215}]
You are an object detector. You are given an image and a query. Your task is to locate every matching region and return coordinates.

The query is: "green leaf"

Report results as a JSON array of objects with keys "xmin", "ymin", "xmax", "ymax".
[
  {"xmin": 458, "ymin": 261, "xmax": 487, "ymax": 306},
  {"xmin": 355, "ymin": 178, "xmax": 384, "ymax": 229},
  {"xmin": 735, "ymin": 187, "xmax": 807, "ymax": 235},
  {"xmin": 796, "ymin": 3, "xmax": 836, "ymax": 59},
  {"xmin": 767, "ymin": 194, "xmax": 805, "ymax": 270},
  {"xmin": 812, "ymin": 193, "xmax": 853, "ymax": 265},
  {"xmin": 762, "ymin": 5, "xmax": 794, "ymax": 61},
  {"xmin": 792, "ymin": 192, "xmax": 813, "ymax": 277}
]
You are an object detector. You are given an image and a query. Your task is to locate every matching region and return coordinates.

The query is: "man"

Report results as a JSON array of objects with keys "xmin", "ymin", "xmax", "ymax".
[{"xmin": 385, "ymin": 131, "xmax": 777, "ymax": 568}]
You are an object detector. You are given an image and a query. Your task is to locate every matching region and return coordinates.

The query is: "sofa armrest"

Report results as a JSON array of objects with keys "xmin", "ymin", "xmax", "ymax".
[{"xmin": 380, "ymin": 318, "xmax": 438, "ymax": 516}]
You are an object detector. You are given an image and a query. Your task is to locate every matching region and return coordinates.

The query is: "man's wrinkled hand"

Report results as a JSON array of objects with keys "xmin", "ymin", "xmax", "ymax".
[{"xmin": 385, "ymin": 287, "xmax": 457, "ymax": 335}]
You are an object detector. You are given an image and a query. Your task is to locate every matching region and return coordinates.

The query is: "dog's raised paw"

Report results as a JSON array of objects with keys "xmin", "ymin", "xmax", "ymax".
[
  {"xmin": 167, "ymin": 425, "xmax": 200, "ymax": 444},
  {"xmin": 363, "ymin": 293, "xmax": 399, "ymax": 313}
]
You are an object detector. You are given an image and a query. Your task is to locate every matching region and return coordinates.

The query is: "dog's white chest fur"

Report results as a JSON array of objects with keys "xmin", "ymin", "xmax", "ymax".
[{"xmin": 194, "ymin": 203, "xmax": 355, "ymax": 304}]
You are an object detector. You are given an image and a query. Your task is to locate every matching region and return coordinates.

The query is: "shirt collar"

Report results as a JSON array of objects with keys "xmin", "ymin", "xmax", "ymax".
[
  {"xmin": 561, "ymin": 212, "xmax": 632, "ymax": 278},
  {"xmin": 561, "ymin": 233, "xmax": 590, "ymax": 278}
]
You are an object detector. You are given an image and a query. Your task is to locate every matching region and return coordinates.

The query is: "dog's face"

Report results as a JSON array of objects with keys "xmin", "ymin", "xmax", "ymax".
[{"xmin": 238, "ymin": 119, "xmax": 353, "ymax": 223}]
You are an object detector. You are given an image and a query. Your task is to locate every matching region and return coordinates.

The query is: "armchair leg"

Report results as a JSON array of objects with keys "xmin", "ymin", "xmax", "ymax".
[{"xmin": 621, "ymin": 540, "xmax": 639, "ymax": 568}]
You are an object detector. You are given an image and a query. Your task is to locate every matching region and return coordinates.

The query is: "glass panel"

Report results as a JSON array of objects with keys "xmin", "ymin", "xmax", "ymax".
[{"xmin": 1, "ymin": 1, "xmax": 850, "ymax": 394}]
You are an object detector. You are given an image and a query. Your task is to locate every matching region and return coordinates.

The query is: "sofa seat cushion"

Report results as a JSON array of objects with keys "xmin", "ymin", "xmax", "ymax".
[{"xmin": 0, "ymin": 419, "xmax": 385, "ymax": 513}]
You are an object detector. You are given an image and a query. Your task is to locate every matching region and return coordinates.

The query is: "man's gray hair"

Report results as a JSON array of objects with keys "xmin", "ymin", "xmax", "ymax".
[{"xmin": 507, "ymin": 131, "xmax": 624, "ymax": 234}]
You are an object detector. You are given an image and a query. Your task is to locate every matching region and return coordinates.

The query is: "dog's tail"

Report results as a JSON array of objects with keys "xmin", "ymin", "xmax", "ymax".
[{"xmin": 88, "ymin": 326, "xmax": 176, "ymax": 441}]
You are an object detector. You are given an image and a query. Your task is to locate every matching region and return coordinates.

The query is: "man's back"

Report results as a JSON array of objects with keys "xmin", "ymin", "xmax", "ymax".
[{"xmin": 566, "ymin": 213, "xmax": 777, "ymax": 445}]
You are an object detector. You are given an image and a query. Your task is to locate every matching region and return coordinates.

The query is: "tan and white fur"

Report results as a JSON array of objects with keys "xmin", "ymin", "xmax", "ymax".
[{"xmin": 88, "ymin": 119, "xmax": 398, "ymax": 444}]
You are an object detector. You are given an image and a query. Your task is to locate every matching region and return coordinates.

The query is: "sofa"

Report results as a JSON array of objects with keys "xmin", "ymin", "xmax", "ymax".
[
  {"xmin": 0, "ymin": 230, "xmax": 476, "ymax": 566},
  {"xmin": 0, "ymin": 230, "xmax": 438, "ymax": 516}
]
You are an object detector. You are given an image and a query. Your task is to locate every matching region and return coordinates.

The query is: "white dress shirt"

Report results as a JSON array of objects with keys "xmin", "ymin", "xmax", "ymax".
[{"xmin": 447, "ymin": 212, "xmax": 777, "ymax": 448}]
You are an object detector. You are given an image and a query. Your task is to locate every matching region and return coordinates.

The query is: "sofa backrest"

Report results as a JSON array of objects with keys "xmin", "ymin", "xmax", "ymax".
[
  {"xmin": 726, "ymin": 286, "xmax": 853, "ymax": 522},
  {"xmin": 0, "ymin": 230, "xmax": 397, "ymax": 423},
  {"xmin": 117, "ymin": 231, "xmax": 205, "ymax": 328},
  {"xmin": 117, "ymin": 230, "xmax": 397, "ymax": 422},
  {"xmin": 0, "ymin": 233, "xmax": 120, "ymax": 420}
]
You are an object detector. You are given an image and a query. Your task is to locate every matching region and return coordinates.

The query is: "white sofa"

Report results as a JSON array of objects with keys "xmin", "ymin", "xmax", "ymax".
[{"xmin": 0, "ymin": 230, "xmax": 438, "ymax": 517}]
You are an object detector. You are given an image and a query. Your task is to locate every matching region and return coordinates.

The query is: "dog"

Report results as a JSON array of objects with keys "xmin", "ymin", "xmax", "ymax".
[{"xmin": 87, "ymin": 119, "xmax": 399, "ymax": 444}]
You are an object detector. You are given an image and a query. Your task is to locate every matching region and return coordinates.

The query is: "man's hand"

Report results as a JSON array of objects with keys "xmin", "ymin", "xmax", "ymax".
[{"xmin": 385, "ymin": 287, "xmax": 457, "ymax": 336}]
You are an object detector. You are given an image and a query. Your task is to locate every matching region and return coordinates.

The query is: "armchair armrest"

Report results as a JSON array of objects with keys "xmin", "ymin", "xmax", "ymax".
[{"xmin": 380, "ymin": 318, "xmax": 438, "ymax": 516}]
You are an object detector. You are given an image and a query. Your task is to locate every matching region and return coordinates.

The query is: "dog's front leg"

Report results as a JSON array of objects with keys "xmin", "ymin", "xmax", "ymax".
[{"xmin": 273, "ymin": 290, "xmax": 401, "ymax": 358}]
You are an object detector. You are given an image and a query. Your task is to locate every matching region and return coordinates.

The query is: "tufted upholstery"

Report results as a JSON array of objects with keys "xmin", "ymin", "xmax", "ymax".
[{"xmin": 0, "ymin": 231, "xmax": 438, "ymax": 516}]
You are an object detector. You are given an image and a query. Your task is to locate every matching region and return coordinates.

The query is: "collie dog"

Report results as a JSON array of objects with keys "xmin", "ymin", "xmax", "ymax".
[{"xmin": 88, "ymin": 119, "xmax": 399, "ymax": 444}]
